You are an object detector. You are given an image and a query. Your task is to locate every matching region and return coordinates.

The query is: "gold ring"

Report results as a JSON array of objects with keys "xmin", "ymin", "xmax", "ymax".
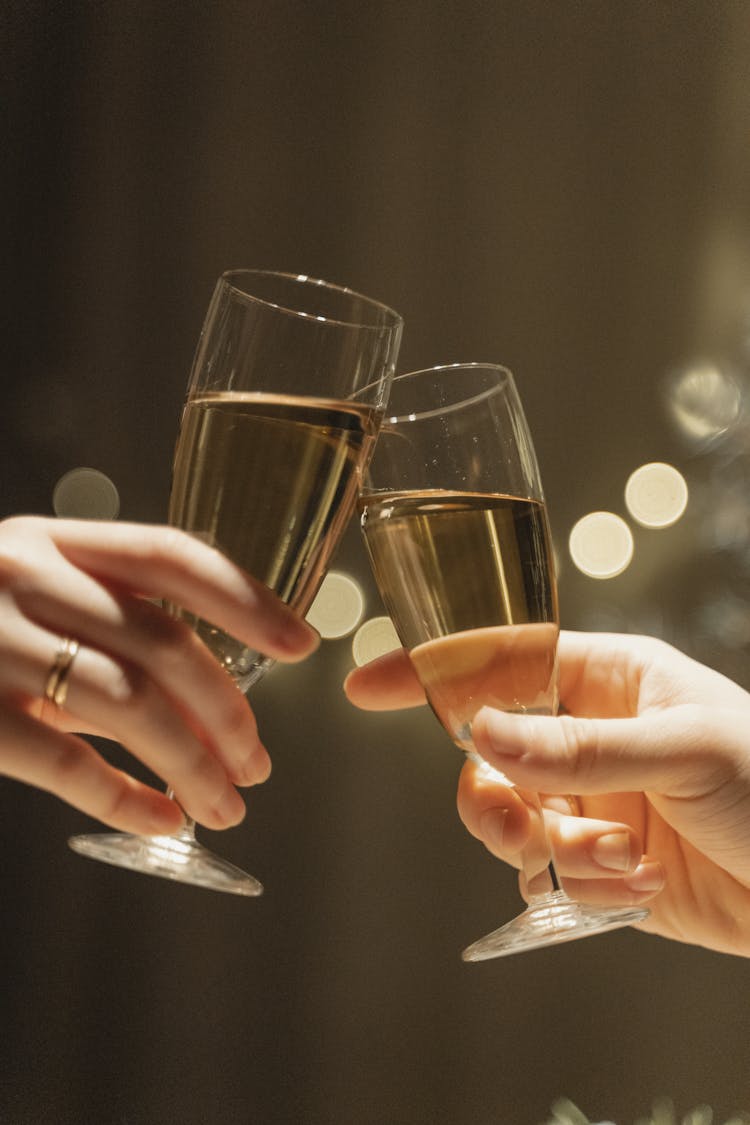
[
  {"xmin": 563, "ymin": 794, "xmax": 581, "ymax": 817},
  {"xmin": 44, "ymin": 637, "xmax": 80, "ymax": 709}
]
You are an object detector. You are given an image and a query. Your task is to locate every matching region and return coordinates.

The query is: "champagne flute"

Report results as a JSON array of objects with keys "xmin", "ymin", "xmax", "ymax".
[
  {"xmin": 359, "ymin": 363, "xmax": 648, "ymax": 958},
  {"xmin": 69, "ymin": 269, "xmax": 403, "ymax": 894}
]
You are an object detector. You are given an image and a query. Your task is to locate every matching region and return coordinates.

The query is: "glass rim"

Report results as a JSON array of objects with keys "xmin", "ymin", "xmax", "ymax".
[
  {"xmin": 383, "ymin": 362, "xmax": 515, "ymax": 424},
  {"xmin": 220, "ymin": 268, "xmax": 404, "ymax": 332}
]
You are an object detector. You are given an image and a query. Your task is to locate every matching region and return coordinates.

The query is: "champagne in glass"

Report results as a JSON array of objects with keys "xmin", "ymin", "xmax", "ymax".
[
  {"xmin": 359, "ymin": 363, "xmax": 648, "ymax": 958},
  {"xmin": 69, "ymin": 270, "xmax": 403, "ymax": 894},
  {"xmin": 169, "ymin": 393, "xmax": 381, "ymax": 689}
]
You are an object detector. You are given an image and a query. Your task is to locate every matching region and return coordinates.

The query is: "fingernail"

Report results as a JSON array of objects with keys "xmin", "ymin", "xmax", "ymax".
[
  {"xmin": 591, "ymin": 831, "xmax": 632, "ymax": 872},
  {"xmin": 231, "ymin": 742, "xmax": 272, "ymax": 786},
  {"xmin": 248, "ymin": 745, "xmax": 272, "ymax": 785},
  {"xmin": 624, "ymin": 860, "xmax": 664, "ymax": 894},
  {"xmin": 215, "ymin": 787, "xmax": 246, "ymax": 826},
  {"xmin": 276, "ymin": 615, "xmax": 320, "ymax": 657},
  {"xmin": 479, "ymin": 808, "xmax": 508, "ymax": 852}
]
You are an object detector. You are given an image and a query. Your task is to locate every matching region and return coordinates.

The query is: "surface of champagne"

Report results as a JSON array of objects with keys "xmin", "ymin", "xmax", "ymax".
[
  {"xmin": 360, "ymin": 490, "xmax": 559, "ymax": 746},
  {"xmin": 169, "ymin": 392, "xmax": 379, "ymax": 686}
]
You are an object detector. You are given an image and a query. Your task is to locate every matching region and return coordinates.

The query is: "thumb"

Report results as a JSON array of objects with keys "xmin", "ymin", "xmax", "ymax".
[{"xmin": 471, "ymin": 703, "xmax": 730, "ymax": 800}]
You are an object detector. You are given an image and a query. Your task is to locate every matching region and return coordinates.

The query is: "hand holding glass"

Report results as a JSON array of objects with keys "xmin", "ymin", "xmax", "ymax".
[
  {"xmin": 359, "ymin": 363, "xmax": 648, "ymax": 958},
  {"xmin": 69, "ymin": 270, "xmax": 403, "ymax": 894}
]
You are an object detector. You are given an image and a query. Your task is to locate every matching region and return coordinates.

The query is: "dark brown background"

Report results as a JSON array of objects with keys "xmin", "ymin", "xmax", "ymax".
[{"xmin": 3, "ymin": 2, "xmax": 750, "ymax": 1123}]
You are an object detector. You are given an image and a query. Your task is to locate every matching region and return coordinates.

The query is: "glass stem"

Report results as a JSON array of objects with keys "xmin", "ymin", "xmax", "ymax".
[{"xmin": 164, "ymin": 787, "xmax": 196, "ymax": 841}]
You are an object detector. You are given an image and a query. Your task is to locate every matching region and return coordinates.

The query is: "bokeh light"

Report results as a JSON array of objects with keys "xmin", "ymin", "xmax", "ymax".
[
  {"xmin": 52, "ymin": 468, "xmax": 120, "ymax": 520},
  {"xmin": 568, "ymin": 512, "xmax": 634, "ymax": 580},
  {"xmin": 624, "ymin": 462, "xmax": 689, "ymax": 528},
  {"xmin": 351, "ymin": 616, "xmax": 401, "ymax": 666},
  {"xmin": 306, "ymin": 572, "xmax": 365, "ymax": 639}
]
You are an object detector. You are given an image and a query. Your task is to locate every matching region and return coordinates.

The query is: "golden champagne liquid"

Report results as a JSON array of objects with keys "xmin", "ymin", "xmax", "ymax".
[
  {"xmin": 361, "ymin": 489, "xmax": 560, "ymax": 889},
  {"xmin": 359, "ymin": 490, "xmax": 559, "ymax": 886},
  {"xmin": 360, "ymin": 489, "xmax": 558, "ymax": 633},
  {"xmin": 360, "ymin": 489, "xmax": 559, "ymax": 737},
  {"xmin": 170, "ymin": 391, "xmax": 379, "ymax": 686}
]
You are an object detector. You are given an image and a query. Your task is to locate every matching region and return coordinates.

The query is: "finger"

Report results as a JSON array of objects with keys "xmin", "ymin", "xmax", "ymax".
[
  {"xmin": 5, "ymin": 517, "xmax": 319, "ymax": 663},
  {"xmin": 540, "ymin": 806, "xmax": 643, "ymax": 879},
  {"xmin": 456, "ymin": 757, "xmax": 533, "ymax": 856},
  {"xmin": 344, "ymin": 630, "xmax": 646, "ymax": 717},
  {"xmin": 557, "ymin": 629, "xmax": 750, "ymax": 716},
  {"xmin": 0, "ymin": 707, "xmax": 185, "ymax": 835},
  {"xmin": 555, "ymin": 631, "xmax": 648, "ymax": 718},
  {"xmin": 344, "ymin": 630, "xmax": 685, "ymax": 714},
  {"xmin": 0, "ymin": 606, "xmax": 262, "ymax": 823},
  {"xmin": 343, "ymin": 648, "xmax": 426, "ymax": 710},
  {"xmin": 2, "ymin": 591, "xmax": 270, "ymax": 792},
  {"xmin": 458, "ymin": 759, "xmax": 646, "ymax": 883},
  {"xmin": 59, "ymin": 644, "xmax": 250, "ymax": 830},
  {"xmin": 551, "ymin": 860, "xmax": 665, "ymax": 907},
  {"xmin": 470, "ymin": 704, "xmax": 732, "ymax": 801}
]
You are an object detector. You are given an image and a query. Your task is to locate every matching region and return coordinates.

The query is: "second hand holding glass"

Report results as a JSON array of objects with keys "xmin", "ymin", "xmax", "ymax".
[
  {"xmin": 359, "ymin": 363, "xmax": 648, "ymax": 959},
  {"xmin": 68, "ymin": 270, "xmax": 403, "ymax": 895}
]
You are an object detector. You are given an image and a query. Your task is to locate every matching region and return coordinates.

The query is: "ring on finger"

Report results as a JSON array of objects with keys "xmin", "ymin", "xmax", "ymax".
[
  {"xmin": 542, "ymin": 793, "xmax": 581, "ymax": 817},
  {"xmin": 44, "ymin": 636, "xmax": 81, "ymax": 709}
]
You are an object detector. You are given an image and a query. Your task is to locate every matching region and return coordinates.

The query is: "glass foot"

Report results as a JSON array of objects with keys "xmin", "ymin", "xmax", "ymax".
[
  {"xmin": 461, "ymin": 891, "xmax": 648, "ymax": 961},
  {"xmin": 68, "ymin": 830, "xmax": 263, "ymax": 896}
]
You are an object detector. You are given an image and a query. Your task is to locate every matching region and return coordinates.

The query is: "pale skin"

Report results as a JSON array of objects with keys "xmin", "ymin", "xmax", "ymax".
[
  {"xmin": 344, "ymin": 631, "xmax": 750, "ymax": 957},
  {"xmin": 0, "ymin": 516, "xmax": 319, "ymax": 835}
]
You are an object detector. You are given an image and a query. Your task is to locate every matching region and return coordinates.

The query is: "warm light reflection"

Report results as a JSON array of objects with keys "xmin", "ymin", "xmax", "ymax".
[
  {"xmin": 625, "ymin": 462, "xmax": 688, "ymax": 528},
  {"xmin": 52, "ymin": 467, "xmax": 120, "ymax": 520},
  {"xmin": 666, "ymin": 361, "xmax": 741, "ymax": 444},
  {"xmin": 351, "ymin": 616, "xmax": 401, "ymax": 666},
  {"xmin": 148, "ymin": 836, "xmax": 192, "ymax": 866},
  {"xmin": 551, "ymin": 541, "xmax": 562, "ymax": 580},
  {"xmin": 306, "ymin": 572, "xmax": 365, "ymax": 639},
  {"xmin": 474, "ymin": 759, "xmax": 510, "ymax": 785},
  {"xmin": 568, "ymin": 512, "xmax": 634, "ymax": 580}
]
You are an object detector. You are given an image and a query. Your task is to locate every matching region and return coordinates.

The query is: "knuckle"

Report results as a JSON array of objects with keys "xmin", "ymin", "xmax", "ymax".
[
  {"xmin": 50, "ymin": 735, "xmax": 95, "ymax": 788},
  {"xmin": 149, "ymin": 525, "xmax": 188, "ymax": 560},
  {"xmin": 661, "ymin": 702, "xmax": 713, "ymax": 763},
  {"xmin": 146, "ymin": 526, "xmax": 210, "ymax": 575},
  {"xmin": 141, "ymin": 609, "xmax": 193, "ymax": 670},
  {"xmin": 217, "ymin": 690, "xmax": 255, "ymax": 741},
  {"xmin": 168, "ymin": 732, "xmax": 226, "ymax": 793},
  {"xmin": 558, "ymin": 715, "xmax": 596, "ymax": 781},
  {"xmin": 181, "ymin": 751, "xmax": 227, "ymax": 804},
  {"xmin": 0, "ymin": 517, "xmax": 46, "ymax": 585},
  {"xmin": 102, "ymin": 662, "xmax": 152, "ymax": 710},
  {"xmin": 638, "ymin": 634, "xmax": 675, "ymax": 662},
  {"xmin": 96, "ymin": 774, "xmax": 134, "ymax": 826},
  {"xmin": 0, "ymin": 515, "xmax": 44, "ymax": 540}
]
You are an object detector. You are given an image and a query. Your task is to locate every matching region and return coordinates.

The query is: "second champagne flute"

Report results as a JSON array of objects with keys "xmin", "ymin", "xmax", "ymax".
[
  {"xmin": 359, "ymin": 363, "xmax": 648, "ymax": 959},
  {"xmin": 69, "ymin": 269, "xmax": 403, "ymax": 895}
]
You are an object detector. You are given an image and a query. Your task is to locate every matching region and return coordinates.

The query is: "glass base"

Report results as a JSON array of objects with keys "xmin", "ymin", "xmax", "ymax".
[
  {"xmin": 67, "ymin": 830, "xmax": 263, "ymax": 897},
  {"xmin": 461, "ymin": 891, "xmax": 648, "ymax": 961}
]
